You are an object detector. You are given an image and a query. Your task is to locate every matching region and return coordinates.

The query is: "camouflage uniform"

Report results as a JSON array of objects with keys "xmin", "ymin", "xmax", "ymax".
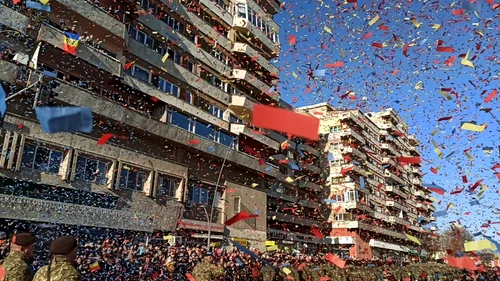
[
  {"xmin": 191, "ymin": 259, "xmax": 224, "ymax": 281},
  {"xmin": 1, "ymin": 251, "xmax": 33, "ymax": 281},
  {"xmin": 32, "ymin": 257, "xmax": 81, "ymax": 281}
]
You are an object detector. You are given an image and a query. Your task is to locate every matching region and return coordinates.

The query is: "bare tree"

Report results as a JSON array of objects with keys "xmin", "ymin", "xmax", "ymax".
[{"xmin": 440, "ymin": 226, "xmax": 474, "ymax": 256}]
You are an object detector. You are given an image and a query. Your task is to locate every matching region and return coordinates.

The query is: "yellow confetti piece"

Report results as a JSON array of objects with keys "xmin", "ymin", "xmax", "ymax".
[
  {"xmin": 285, "ymin": 177, "xmax": 294, "ymax": 183},
  {"xmin": 464, "ymin": 152, "xmax": 474, "ymax": 161},
  {"xmin": 282, "ymin": 268, "xmax": 292, "ymax": 275},
  {"xmin": 406, "ymin": 234, "xmax": 421, "ymax": 245},
  {"xmin": 266, "ymin": 245, "xmax": 278, "ymax": 252},
  {"xmin": 161, "ymin": 52, "xmax": 169, "ymax": 63},
  {"xmin": 415, "ymin": 81, "xmax": 423, "ymax": 90},
  {"xmin": 429, "ymin": 197, "xmax": 438, "ymax": 202},
  {"xmin": 439, "ymin": 91, "xmax": 452, "ymax": 100},
  {"xmin": 461, "ymin": 122, "xmax": 486, "ymax": 132},
  {"xmin": 292, "ymin": 71, "xmax": 299, "ymax": 80},
  {"xmin": 461, "ymin": 49, "xmax": 475, "ymax": 68},
  {"xmin": 340, "ymin": 48, "xmax": 346, "ymax": 58},
  {"xmin": 411, "ymin": 19, "xmax": 421, "ymax": 28},
  {"xmin": 324, "ymin": 25, "xmax": 333, "ymax": 35},
  {"xmin": 368, "ymin": 14, "xmax": 380, "ymax": 26},
  {"xmin": 432, "ymin": 23, "xmax": 441, "ymax": 31},
  {"xmin": 431, "ymin": 129, "xmax": 438, "ymax": 136},
  {"xmin": 251, "ymin": 183, "xmax": 259, "ymax": 188},
  {"xmin": 265, "ymin": 241, "xmax": 276, "ymax": 246}
]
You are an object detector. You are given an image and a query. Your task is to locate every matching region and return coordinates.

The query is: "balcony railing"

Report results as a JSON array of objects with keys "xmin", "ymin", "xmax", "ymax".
[
  {"xmin": 38, "ymin": 24, "xmax": 123, "ymax": 77},
  {"xmin": 232, "ymin": 16, "xmax": 279, "ymax": 56},
  {"xmin": 232, "ymin": 69, "xmax": 272, "ymax": 96},
  {"xmin": 407, "ymin": 135, "xmax": 420, "ymax": 146},
  {"xmin": 232, "ymin": 42, "xmax": 279, "ymax": 76},
  {"xmin": 0, "ymin": 194, "xmax": 183, "ymax": 231},
  {"xmin": 230, "ymin": 124, "xmax": 279, "ymax": 151},
  {"xmin": 340, "ymin": 128, "xmax": 364, "ymax": 143},
  {"xmin": 199, "ymin": 0, "xmax": 233, "ymax": 26},
  {"xmin": 0, "ymin": 4, "xmax": 30, "ymax": 33},
  {"xmin": 268, "ymin": 211, "xmax": 317, "ymax": 227}
]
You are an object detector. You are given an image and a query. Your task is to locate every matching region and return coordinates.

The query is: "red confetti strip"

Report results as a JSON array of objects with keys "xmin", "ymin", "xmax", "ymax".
[
  {"xmin": 224, "ymin": 211, "xmax": 258, "ymax": 226},
  {"xmin": 437, "ymin": 47, "xmax": 454, "ymax": 52},
  {"xmin": 97, "ymin": 134, "xmax": 114, "ymax": 145},
  {"xmin": 372, "ymin": 42, "xmax": 384, "ymax": 48},
  {"xmin": 462, "ymin": 175, "xmax": 468, "ymax": 183},
  {"xmin": 379, "ymin": 25, "xmax": 389, "ymax": 31},
  {"xmin": 362, "ymin": 32, "xmax": 373, "ymax": 39},
  {"xmin": 430, "ymin": 167, "xmax": 438, "ymax": 174},
  {"xmin": 188, "ymin": 139, "xmax": 200, "ymax": 145},
  {"xmin": 325, "ymin": 62, "xmax": 344, "ymax": 68},
  {"xmin": 396, "ymin": 156, "xmax": 421, "ymax": 164},
  {"xmin": 311, "ymin": 226, "xmax": 323, "ymax": 239},
  {"xmin": 484, "ymin": 89, "xmax": 498, "ymax": 103},
  {"xmin": 437, "ymin": 116, "xmax": 452, "ymax": 122},
  {"xmin": 288, "ymin": 35, "xmax": 297, "ymax": 45},
  {"xmin": 252, "ymin": 104, "xmax": 320, "ymax": 141},
  {"xmin": 451, "ymin": 9, "xmax": 464, "ymax": 15}
]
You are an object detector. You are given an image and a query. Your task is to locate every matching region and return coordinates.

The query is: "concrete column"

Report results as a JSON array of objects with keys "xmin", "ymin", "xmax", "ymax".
[{"xmin": 58, "ymin": 148, "xmax": 73, "ymax": 181}]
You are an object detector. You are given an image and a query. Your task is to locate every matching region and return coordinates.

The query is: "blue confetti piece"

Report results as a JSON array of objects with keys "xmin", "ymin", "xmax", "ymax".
[
  {"xmin": 265, "ymin": 166, "xmax": 273, "ymax": 172},
  {"xmin": 207, "ymin": 146, "xmax": 215, "ymax": 153}
]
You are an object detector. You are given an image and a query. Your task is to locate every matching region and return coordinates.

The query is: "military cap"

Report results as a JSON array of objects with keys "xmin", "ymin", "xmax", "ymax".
[
  {"xmin": 50, "ymin": 236, "xmax": 78, "ymax": 255},
  {"xmin": 11, "ymin": 232, "xmax": 36, "ymax": 246}
]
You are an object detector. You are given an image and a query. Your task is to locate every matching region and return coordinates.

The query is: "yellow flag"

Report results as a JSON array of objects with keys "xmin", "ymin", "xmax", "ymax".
[
  {"xmin": 461, "ymin": 122, "xmax": 486, "ymax": 132},
  {"xmin": 464, "ymin": 240, "xmax": 496, "ymax": 252},
  {"xmin": 39, "ymin": 0, "xmax": 50, "ymax": 5},
  {"xmin": 368, "ymin": 15, "xmax": 380, "ymax": 26},
  {"xmin": 265, "ymin": 241, "xmax": 276, "ymax": 246}
]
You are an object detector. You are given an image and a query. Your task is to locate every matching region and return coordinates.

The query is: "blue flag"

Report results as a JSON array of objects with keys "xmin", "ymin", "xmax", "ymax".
[
  {"xmin": 0, "ymin": 83, "xmax": 6, "ymax": 116},
  {"xmin": 35, "ymin": 107, "xmax": 93, "ymax": 134}
]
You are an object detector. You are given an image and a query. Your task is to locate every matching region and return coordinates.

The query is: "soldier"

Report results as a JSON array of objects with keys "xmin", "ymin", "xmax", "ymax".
[
  {"xmin": 32, "ymin": 236, "xmax": 81, "ymax": 281},
  {"xmin": 191, "ymin": 252, "xmax": 224, "ymax": 281},
  {"xmin": 1, "ymin": 232, "xmax": 36, "ymax": 281}
]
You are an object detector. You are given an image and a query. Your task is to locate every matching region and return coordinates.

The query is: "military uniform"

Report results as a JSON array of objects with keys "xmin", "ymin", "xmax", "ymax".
[
  {"xmin": 1, "ymin": 251, "xmax": 33, "ymax": 281},
  {"xmin": 1, "ymin": 233, "xmax": 36, "ymax": 281},
  {"xmin": 191, "ymin": 259, "xmax": 224, "ymax": 281},
  {"xmin": 32, "ymin": 256, "xmax": 81, "ymax": 281},
  {"xmin": 32, "ymin": 236, "xmax": 81, "ymax": 281}
]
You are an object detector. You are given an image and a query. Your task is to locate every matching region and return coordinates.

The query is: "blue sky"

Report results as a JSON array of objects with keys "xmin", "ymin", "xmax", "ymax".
[{"xmin": 274, "ymin": 0, "xmax": 499, "ymax": 237}]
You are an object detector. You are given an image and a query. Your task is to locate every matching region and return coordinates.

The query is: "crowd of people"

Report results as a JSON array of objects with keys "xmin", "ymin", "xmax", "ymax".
[{"xmin": 1, "ymin": 220, "xmax": 498, "ymax": 281}]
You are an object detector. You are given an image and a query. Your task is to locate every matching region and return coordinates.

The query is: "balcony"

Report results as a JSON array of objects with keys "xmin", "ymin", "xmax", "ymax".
[
  {"xmin": 123, "ymin": 75, "xmax": 229, "ymax": 130},
  {"xmin": 381, "ymin": 143, "xmax": 397, "ymax": 155},
  {"xmin": 416, "ymin": 202, "xmax": 427, "ymax": 210},
  {"xmin": 383, "ymin": 170, "xmax": 406, "ymax": 185},
  {"xmin": 331, "ymin": 220, "xmax": 359, "ymax": 229},
  {"xmin": 384, "ymin": 185, "xmax": 407, "ymax": 198},
  {"xmin": 267, "ymin": 190, "xmax": 297, "ymax": 202},
  {"xmin": 23, "ymin": 70, "xmax": 292, "ymax": 186},
  {"xmin": 366, "ymin": 177, "xmax": 379, "ymax": 188},
  {"xmin": 228, "ymin": 95, "xmax": 254, "ymax": 121},
  {"xmin": 232, "ymin": 42, "xmax": 279, "ymax": 77},
  {"xmin": 0, "ymin": 5, "xmax": 30, "ymax": 33},
  {"xmin": 164, "ymin": 0, "xmax": 232, "ymax": 52},
  {"xmin": 268, "ymin": 228, "xmax": 323, "ymax": 244},
  {"xmin": 199, "ymin": 0, "xmax": 233, "ymax": 26},
  {"xmin": 338, "ymin": 111, "xmax": 364, "ymax": 127},
  {"xmin": 53, "ymin": 0, "xmax": 126, "ymax": 39},
  {"xmin": 0, "ymin": 194, "xmax": 182, "ymax": 231},
  {"xmin": 409, "ymin": 145, "xmax": 421, "ymax": 155},
  {"xmin": 428, "ymin": 204, "xmax": 436, "ymax": 211},
  {"xmin": 411, "ymin": 166, "xmax": 423, "ymax": 177},
  {"xmin": 342, "ymin": 147, "xmax": 367, "ymax": 162},
  {"xmin": 299, "ymin": 181, "xmax": 322, "ymax": 192},
  {"xmin": 407, "ymin": 135, "xmax": 420, "ymax": 146},
  {"xmin": 340, "ymin": 128, "xmax": 364, "ymax": 143},
  {"xmin": 379, "ymin": 130, "xmax": 388, "ymax": 136},
  {"xmin": 232, "ymin": 16, "xmax": 279, "ymax": 57},
  {"xmin": 297, "ymin": 144, "xmax": 320, "ymax": 158},
  {"xmin": 230, "ymin": 124, "xmax": 279, "ymax": 150},
  {"xmin": 364, "ymin": 161, "xmax": 384, "ymax": 176},
  {"xmin": 268, "ymin": 211, "xmax": 317, "ymax": 226},
  {"xmin": 232, "ymin": 69, "xmax": 272, "ymax": 98},
  {"xmin": 411, "ymin": 178, "xmax": 422, "ymax": 186},
  {"xmin": 263, "ymin": 129, "xmax": 297, "ymax": 150},
  {"xmin": 407, "ymin": 199, "xmax": 417, "ymax": 207},
  {"xmin": 298, "ymin": 199, "xmax": 321, "ymax": 209},
  {"xmin": 386, "ymin": 199, "xmax": 395, "ymax": 207},
  {"xmin": 299, "ymin": 162, "xmax": 321, "ymax": 174},
  {"xmin": 328, "ymin": 201, "xmax": 372, "ymax": 213},
  {"xmin": 359, "ymin": 221, "xmax": 407, "ymax": 240},
  {"xmin": 38, "ymin": 24, "xmax": 123, "ymax": 77},
  {"xmin": 136, "ymin": 11, "xmax": 230, "ymax": 77},
  {"xmin": 373, "ymin": 211, "xmax": 390, "ymax": 221},
  {"xmin": 127, "ymin": 38, "xmax": 230, "ymax": 105},
  {"xmin": 368, "ymin": 195, "xmax": 385, "ymax": 205},
  {"xmin": 257, "ymin": 0, "xmax": 281, "ymax": 14},
  {"xmin": 408, "ymin": 225, "xmax": 421, "ymax": 232}
]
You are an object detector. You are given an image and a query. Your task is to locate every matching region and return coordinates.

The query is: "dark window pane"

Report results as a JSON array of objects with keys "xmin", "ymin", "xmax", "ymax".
[
  {"xmin": 33, "ymin": 147, "xmax": 50, "ymax": 171},
  {"xmin": 171, "ymin": 111, "xmax": 190, "ymax": 130},
  {"xmin": 195, "ymin": 121, "xmax": 215, "ymax": 140},
  {"xmin": 21, "ymin": 144, "xmax": 36, "ymax": 168}
]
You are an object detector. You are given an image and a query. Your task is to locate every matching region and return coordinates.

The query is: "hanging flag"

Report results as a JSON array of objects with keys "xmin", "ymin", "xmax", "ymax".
[
  {"xmin": 35, "ymin": 107, "xmax": 93, "ymax": 134},
  {"xmin": 26, "ymin": 0, "xmax": 50, "ymax": 11},
  {"xmin": 124, "ymin": 61, "xmax": 136, "ymax": 70},
  {"xmin": 62, "ymin": 32, "xmax": 80, "ymax": 55}
]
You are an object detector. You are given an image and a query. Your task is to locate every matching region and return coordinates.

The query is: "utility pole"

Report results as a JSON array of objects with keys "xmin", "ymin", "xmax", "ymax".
[{"xmin": 206, "ymin": 149, "xmax": 230, "ymax": 250}]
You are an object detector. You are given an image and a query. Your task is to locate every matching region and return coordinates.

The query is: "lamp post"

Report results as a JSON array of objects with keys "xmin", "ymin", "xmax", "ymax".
[{"xmin": 206, "ymin": 149, "xmax": 230, "ymax": 250}]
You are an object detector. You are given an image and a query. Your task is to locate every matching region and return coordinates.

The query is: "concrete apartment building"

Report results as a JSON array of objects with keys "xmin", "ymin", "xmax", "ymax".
[
  {"xmin": 298, "ymin": 103, "xmax": 436, "ymax": 259},
  {"xmin": 0, "ymin": 0, "xmax": 326, "ymax": 251}
]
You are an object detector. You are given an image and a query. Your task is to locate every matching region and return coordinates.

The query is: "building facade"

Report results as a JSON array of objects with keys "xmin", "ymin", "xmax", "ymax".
[
  {"xmin": 0, "ymin": 0, "xmax": 325, "ymax": 252},
  {"xmin": 298, "ymin": 103, "xmax": 436, "ymax": 260}
]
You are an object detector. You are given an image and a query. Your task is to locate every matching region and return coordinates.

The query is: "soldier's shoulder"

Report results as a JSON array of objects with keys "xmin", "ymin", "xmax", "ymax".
[{"xmin": 33, "ymin": 265, "xmax": 49, "ymax": 281}]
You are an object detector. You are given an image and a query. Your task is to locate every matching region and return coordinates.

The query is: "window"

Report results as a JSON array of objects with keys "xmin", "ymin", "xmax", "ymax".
[
  {"xmin": 209, "ymin": 104, "xmax": 224, "ymax": 119},
  {"xmin": 74, "ymin": 155, "xmax": 108, "ymax": 184},
  {"xmin": 236, "ymin": 3, "xmax": 247, "ymax": 18},
  {"xmin": 157, "ymin": 175, "xmax": 178, "ymax": 197},
  {"xmin": 234, "ymin": 196, "xmax": 241, "ymax": 213},
  {"xmin": 195, "ymin": 120, "xmax": 216, "ymax": 140},
  {"xmin": 167, "ymin": 48, "xmax": 182, "ymax": 64},
  {"xmin": 229, "ymin": 115, "xmax": 243, "ymax": 124},
  {"xmin": 187, "ymin": 60, "xmax": 195, "ymax": 72},
  {"xmin": 128, "ymin": 25, "xmax": 153, "ymax": 48},
  {"xmin": 330, "ymin": 126, "xmax": 341, "ymax": 132},
  {"xmin": 189, "ymin": 186, "xmax": 209, "ymax": 204},
  {"xmin": 335, "ymin": 194, "xmax": 345, "ymax": 202},
  {"xmin": 218, "ymin": 131, "xmax": 235, "ymax": 148},
  {"xmin": 119, "ymin": 166, "xmax": 147, "ymax": 191},
  {"xmin": 127, "ymin": 65, "xmax": 150, "ymax": 83},
  {"xmin": 180, "ymin": 91, "xmax": 193, "ymax": 103},
  {"xmin": 158, "ymin": 78, "xmax": 179, "ymax": 96},
  {"xmin": 271, "ymin": 185, "xmax": 285, "ymax": 194},
  {"xmin": 21, "ymin": 143, "xmax": 63, "ymax": 174},
  {"xmin": 345, "ymin": 190, "xmax": 358, "ymax": 202},
  {"xmin": 171, "ymin": 111, "xmax": 193, "ymax": 131}
]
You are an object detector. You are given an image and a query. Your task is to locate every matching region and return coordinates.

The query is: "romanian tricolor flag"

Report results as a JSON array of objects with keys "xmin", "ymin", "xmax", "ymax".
[
  {"xmin": 89, "ymin": 262, "xmax": 100, "ymax": 273},
  {"xmin": 62, "ymin": 32, "xmax": 80, "ymax": 55}
]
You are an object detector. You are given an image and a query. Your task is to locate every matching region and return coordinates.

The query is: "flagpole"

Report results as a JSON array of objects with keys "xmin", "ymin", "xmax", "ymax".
[{"xmin": 206, "ymin": 149, "xmax": 230, "ymax": 250}]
